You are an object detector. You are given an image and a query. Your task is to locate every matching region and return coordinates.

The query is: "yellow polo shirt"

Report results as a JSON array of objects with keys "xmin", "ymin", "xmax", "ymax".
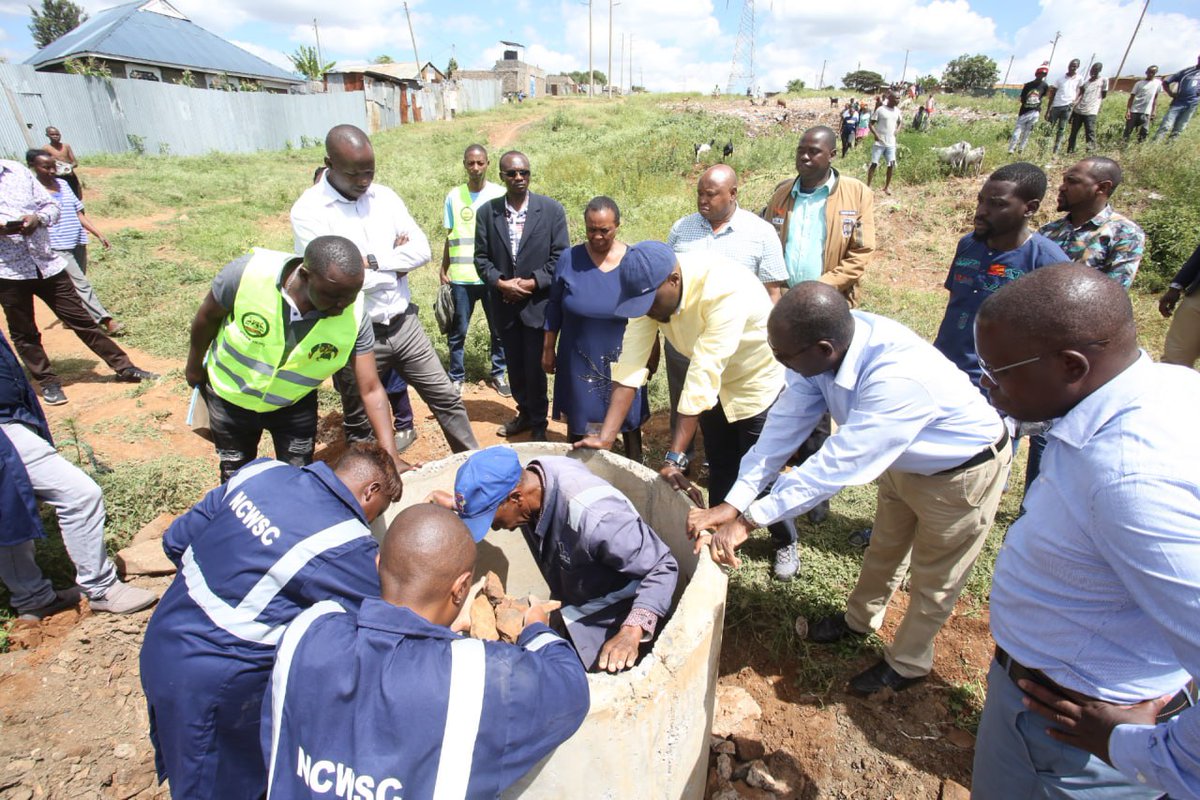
[{"xmin": 610, "ymin": 252, "xmax": 784, "ymax": 421}]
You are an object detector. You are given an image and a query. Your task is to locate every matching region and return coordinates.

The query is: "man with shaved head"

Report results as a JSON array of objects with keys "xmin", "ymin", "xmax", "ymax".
[
  {"xmin": 292, "ymin": 124, "xmax": 478, "ymax": 456},
  {"xmin": 971, "ymin": 263, "xmax": 1200, "ymax": 799},
  {"xmin": 263, "ymin": 504, "xmax": 589, "ymax": 799},
  {"xmin": 761, "ymin": 124, "xmax": 876, "ymax": 527},
  {"xmin": 1041, "ymin": 157, "xmax": 1145, "ymax": 289},
  {"xmin": 688, "ymin": 281, "xmax": 1011, "ymax": 697}
]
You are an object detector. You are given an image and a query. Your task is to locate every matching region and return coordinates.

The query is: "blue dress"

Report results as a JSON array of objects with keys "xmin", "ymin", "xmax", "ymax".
[{"xmin": 545, "ymin": 245, "xmax": 650, "ymax": 436}]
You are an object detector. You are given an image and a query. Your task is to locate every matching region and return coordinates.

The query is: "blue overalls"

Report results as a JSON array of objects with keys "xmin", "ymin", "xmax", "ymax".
[
  {"xmin": 263, "ymin": 598, "xmax": 590, "ymax": 800},
  {"xmin": 139, "ymin": 458, "xmax": 381, "ymax": 799}
]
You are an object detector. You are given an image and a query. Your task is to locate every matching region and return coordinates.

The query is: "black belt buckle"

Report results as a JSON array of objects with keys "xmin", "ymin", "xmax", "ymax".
[{"xmin": 939, "ymin": 428, "xmax": 1009, "ymax": 475}]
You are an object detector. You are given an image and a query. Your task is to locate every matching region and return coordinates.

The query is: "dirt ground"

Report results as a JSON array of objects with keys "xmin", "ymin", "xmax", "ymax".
[{"xmin": 0, "ymin": 101, "xmax": 996, "ymax": 800}]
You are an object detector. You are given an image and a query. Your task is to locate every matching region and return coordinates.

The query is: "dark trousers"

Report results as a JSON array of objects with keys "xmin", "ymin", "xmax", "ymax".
[
  {"xmin": 335, "ymin": 308, "xmax": 477, "ymax": 452},
  {"xmin": 1047, "ymin": 105, "xmax": 1071, "ymax": 152},
  {"xmin": 500, "ymin": 320, "xmax": 549, "ymax": 428},
  {"xmin": 447, "ymin": 282, "xmax": 505, "ymax": 383},
  {"xmin": 699, "ymin": 401, "xmax": 797, "ymax": 547},
  {"xmin": 1022, "ymin": 433, "xmax": 1048, "ymax": 494},
  {"xmin": 381, "ymin": 369, "xmax": 413, "ymax": 431},
  {"xmin": 0, "ymin": 270, "xmax": 132, "ymax": 386},
  {"xmin": 202, "ymin": 385, "xmax": 316, "ymax": 483},
  {"xmin": 1123, "ymin": 112, "xmax": 1151, "ymax": 142},
  {"xmin": 1067, "ymin": 112, "xmax": 1097, "ymax": 152}
]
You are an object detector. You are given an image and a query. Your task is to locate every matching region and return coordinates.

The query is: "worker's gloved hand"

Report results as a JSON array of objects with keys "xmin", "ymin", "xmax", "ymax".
[
  {"xmin": 660, "ymin": 464, "xmax": 704, "ymax": 508},
  {"xmin": 597, "ymin": 625, "xmax": 643, "ymax": 673}
]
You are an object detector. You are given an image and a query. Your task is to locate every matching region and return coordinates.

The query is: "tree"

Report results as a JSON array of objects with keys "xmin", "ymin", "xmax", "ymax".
[
  {"xmin": 288, "ymin": 45, "xmax": 335, "ymax": 81},
  {"xmin": 372, "ymin": 55, "xmax": 394, "ymax": 64},
  {"xmin": 941, "ymin": 54, "xmax": 998, "ymax": 92},
  {"xmin": 785, "ymin": 78, "xmax": 805, "ymax": 93},
  {"xmin": 29, "ymin": 0, "xmax": 87, "ymax": 49},
  {"xmin": 842, "ymin": 70, "xmax": 884, "ymax": 93},
  {"xmin": 446, "ymin": 57, "xmax": 458, "ymax": 77},
  {"xmin": 914, "ymin": 73, "xmax": 940, "ymax": 92},
  {"xmin": 567, "ymin": 69, "xmax": 607, "ymax": 86}
]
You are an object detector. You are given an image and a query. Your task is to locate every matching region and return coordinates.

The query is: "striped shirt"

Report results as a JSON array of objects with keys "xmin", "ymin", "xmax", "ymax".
[
  {"xmin": 666, "ymin": 206, "xmax": 788, "ymax": 284},
  {"xmin": 47, "ymin": 178, "xmax": 86, "ymax": 250},
  {"xmin": 504, "ymin": 199, "xmax": 527, "ymax": 258}
]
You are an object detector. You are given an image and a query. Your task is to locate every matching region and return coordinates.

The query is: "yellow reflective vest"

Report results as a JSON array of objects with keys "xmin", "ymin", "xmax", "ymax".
[
  {"xmin": 446, "ymin": 181, "xmax": 505, "ymax": 283},
  {"xmin": 207, "ymin": 249, "xmax": 363, "ymax": 413}
]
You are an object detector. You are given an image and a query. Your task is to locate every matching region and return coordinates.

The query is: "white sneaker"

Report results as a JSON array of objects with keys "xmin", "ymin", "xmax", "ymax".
[
  {"xmin": 452, "ymin": 380, "xmax": 463, "ymax": 396},
  {"xmin": 89, "ymin": 581, "xmax": 158, "ymax": 614}
]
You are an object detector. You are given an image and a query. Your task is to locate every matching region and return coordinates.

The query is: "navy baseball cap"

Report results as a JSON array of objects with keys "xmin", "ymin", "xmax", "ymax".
[
  {"xmin": 614, "ymin": 241, "xmax": 677, "ymax": 318},
  {"xmin": 453, "ymin": 446, "xmax": 523, "ymax": 542}
]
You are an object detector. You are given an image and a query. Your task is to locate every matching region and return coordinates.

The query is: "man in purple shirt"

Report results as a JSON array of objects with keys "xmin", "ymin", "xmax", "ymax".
[
  {"xmin": 431, "ymin": 446, "xmax": 679, "ymax": 673},
  {"xmin": 0, "ymin": 160, "xmax": 154, "ymax": 406}
]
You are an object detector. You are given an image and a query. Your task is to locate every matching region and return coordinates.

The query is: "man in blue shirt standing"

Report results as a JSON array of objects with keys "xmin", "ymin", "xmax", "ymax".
[
  {"xmin": 1154, "ymin": 54, "xmax": 1200, "ymax": 141},
  {"xmin": 933, "ymin": 162, "xmax": 1069, "ymax": 390},
  {"xmin": 972, "ymin": 263, "xmax": 1200, "ymax": 800},
  {"xmin": 262, "ymin": 504, "xmax": 589, "ymax": 800}
]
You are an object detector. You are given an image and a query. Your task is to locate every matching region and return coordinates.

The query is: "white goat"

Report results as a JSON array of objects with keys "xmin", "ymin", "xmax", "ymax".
[{"xmin": 961, "ymin": 146, "xmax": 985, "ymax": 176}]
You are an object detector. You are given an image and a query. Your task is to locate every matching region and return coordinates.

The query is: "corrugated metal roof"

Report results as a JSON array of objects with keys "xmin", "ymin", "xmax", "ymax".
[{"xmin": 24, "ymin": 0, "xmax": 301, "ymax": 84}]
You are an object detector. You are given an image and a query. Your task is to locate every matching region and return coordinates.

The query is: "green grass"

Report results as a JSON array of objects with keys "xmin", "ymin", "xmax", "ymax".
[{"xmin": 5, "ymin": 91, "xmax": 1195, "ymax": 712}]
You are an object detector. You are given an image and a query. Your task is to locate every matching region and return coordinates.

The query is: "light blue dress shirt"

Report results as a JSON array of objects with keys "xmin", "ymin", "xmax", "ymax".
[
  {"xmin": 989, "ymin": 354, "xmax": 1200, "ymax": 799},
  {"xmin": 724, "ymin": 311, "xmax": 1004, "ymax": 524},
  {"xmin": 666, "ymin": 206, "xmax": 787, "ymax": 284},
  {"xmin": 783, "ymin": 173, "xmax": 833, "ymax": 286}
]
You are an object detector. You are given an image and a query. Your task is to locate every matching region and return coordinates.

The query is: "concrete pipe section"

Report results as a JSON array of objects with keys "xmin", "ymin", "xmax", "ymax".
[{"xmin": 376, "ymin": 443, "xmax": 728, "ymax": 800}]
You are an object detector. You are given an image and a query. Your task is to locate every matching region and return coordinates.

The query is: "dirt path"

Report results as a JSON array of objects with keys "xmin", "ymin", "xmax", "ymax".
[{"xmin": 487, "ymin": 112, "xmax": 548, "ymax": 149}]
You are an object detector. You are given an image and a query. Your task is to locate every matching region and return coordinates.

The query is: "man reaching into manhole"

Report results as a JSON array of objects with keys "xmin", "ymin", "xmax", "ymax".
[{"xmin": 429, "ymin": 445, "xmax": 679, "ymax": 673}]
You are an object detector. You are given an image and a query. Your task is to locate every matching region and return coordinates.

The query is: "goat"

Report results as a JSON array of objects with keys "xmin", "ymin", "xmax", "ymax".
[
  {"xmin": 776, "ymin": 98, "xmax": 787, "ymax": 108},
  {"xmin": 722, "ymin": 141, "xmax": 734, "ymax": 161},
  {"xmin": 829, "ymin": 97, "xmax": 840, "ymax": 107},
  {"xmin": 961, "ymin": 146, "xmax": 985, "ymax": 176},
  {"xmin": 694, "ymin": 138, "xmax": 714, "ymax": 163},
  {"xmin": 931, "ymin": 141, "xmax": 971, "ymax": 172}
]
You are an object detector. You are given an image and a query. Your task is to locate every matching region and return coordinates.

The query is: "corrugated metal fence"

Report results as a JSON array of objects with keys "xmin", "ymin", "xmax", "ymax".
[{"xmin": 0, "ymin": 64, "xmax": 367, "ymax": 158}]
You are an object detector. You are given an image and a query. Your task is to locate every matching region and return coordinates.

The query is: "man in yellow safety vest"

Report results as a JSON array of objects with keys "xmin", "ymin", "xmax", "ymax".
[{"xmin": 184, "ymin": 235, "xmax": 404, "ymax": 482}]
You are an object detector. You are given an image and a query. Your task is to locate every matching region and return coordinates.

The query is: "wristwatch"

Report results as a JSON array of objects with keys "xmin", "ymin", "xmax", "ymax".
[
  {"xmin": 366, "ymin": 254, "xmax": 379, "ymax": 270},
  {"xmin": 662, "ymin": 451, "xmax": 689, "ymax": 471},
  {"xmin": 739, "ymin": 508, "xmax": 761, "ymax": 529}
]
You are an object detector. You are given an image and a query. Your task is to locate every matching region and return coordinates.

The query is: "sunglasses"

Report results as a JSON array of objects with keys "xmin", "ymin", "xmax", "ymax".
[{"xmin": 502, "ymin": 169, "xmax": 531, "ymax": 178}]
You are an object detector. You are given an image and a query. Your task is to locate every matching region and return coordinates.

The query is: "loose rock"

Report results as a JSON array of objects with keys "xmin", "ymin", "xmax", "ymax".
[
  {"xmin": 482, "ymin": 571, "xmax": 506, "ymax": 604},
  {"xmin": 945, "ymin": 727, "xmax": 976, "ymax": 749},
  {"xmin": 941, "ymin": 778, "xmax": 971, "ymax": 800},
  {"xmin": 732, "ymin": 734, "xmax": 766, "ymax": 762},
  {"xmin": 131, "ymin": 513, "xmax": 177, "ymax": 546},
  {"xmin": 712, "ymin": 685, "xmax": 762, "ymax": 737},
  {"xmin": 469, "ymin": 595, "xmax": 499, "ymax": 641},
  {"xmin": 716, "ymin": 753, "xmax": 733, "ymax": 781},
  {"xmin": 114, "ymin": 539, "xmax": 176, "ymax": 577},
  {"xmin": 494, "ymin": 600, "xmax": 526, "ymax": 643},
  {"xmin": 746, "ymin": 760, "xmax": 790, "ymax": 795}
]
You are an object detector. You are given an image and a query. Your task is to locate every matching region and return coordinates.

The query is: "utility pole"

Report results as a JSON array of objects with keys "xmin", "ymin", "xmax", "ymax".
[
  {"xmin": 629, "ymin": 33, "xmax": 633, "ymax": 92},
  {"xmin": 588, "ymin": 0, "xmax": 594, "ymax": 97},
  {"xmin": 608, "ymin": 0, "xmax": 620, "ymax": 98},
  {"xmin": 313, "ymin": 18, "xmax": 324, "ymax": 76},
  {"xmin": 403, "ymin": 3, "xmax": 421, "ymax": 75},
  {"xmin": 900, "ymin": 49, "xmax": 909, "ymax": 83},
  {"xmin": 1047, "ymin": 30, "xmax": 1061, "ymax": 69},
  {"xmin": 1002, "ymin": 54, "xmax": 1014, "ymax": 86},
  {"xmin": 1114, "ymin": 0, "xmax": 1150, "ymax": 82},
  {"xmin": 619, "ymin": 33, "xmax": 624, "ymax": 93},
  {"xmin": 818, "ymin": 59, "xmax": 826, "ymax": 90}
]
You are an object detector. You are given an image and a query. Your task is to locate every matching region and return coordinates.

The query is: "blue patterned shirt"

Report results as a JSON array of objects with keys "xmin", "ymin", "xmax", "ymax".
[
  {"xmin": 666, "ymin": 206, "xmax": 787, "ymax": 285},
  {"xmin": 1039, "ymin": 205, "xmax": 1145, "ymax": 289}
]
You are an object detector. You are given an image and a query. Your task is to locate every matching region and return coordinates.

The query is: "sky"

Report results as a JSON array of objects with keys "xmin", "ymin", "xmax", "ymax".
[{"xmin": 1, "ymin": 0, "xmax": 1198, "ymax": 93}]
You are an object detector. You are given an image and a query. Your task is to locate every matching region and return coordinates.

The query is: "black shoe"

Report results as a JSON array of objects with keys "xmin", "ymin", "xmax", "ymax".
[
  {"xmin": 848, "ymin": 659, "xmax": 926, "ymax": 696},
  {"xmin": 41, "ymin": 383, "xmax": 68, "ymax": 406},
  {"xmin": 808, "ymin": 613, "xmax": 868, "ymax": 644},
  {"xmin": 17, "ymin": 587, "xmax": 81, "ymax": 621},
  {"xmin": 115, "ymin": 367, "xmax": 158, "ymax": 383},
  {"xmin": 807, "ymin": 499, "xmax": 830, "ymax": 524},
  {"xmin": 497, "ymin": 415, "xmax": 532, "ymax": 437},
  {"xmin": 529, "ymin": 426, "xmax": 548, "ymax": 442},
  {"xmin": 488, "ymin": 375, "xmax": 512, "ymax": 398}
]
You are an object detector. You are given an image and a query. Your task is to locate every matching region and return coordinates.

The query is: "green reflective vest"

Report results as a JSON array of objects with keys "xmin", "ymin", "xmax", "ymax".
[
  {"xmin": 206, "ymin": 249, "xmax": 363, "ymax": 413},
  {"xmin": 446, "ymin": 181, "xmax": 505, "ymax": 283}
]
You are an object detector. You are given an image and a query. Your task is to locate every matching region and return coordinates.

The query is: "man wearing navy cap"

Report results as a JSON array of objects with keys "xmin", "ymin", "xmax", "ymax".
[
  {"xmin": 431, "ymin": 445, "xmax": 679, "ymax": 672},
  {"xmin": 576, "ymin": 241, "xmax": 800, "ymax": 581}
]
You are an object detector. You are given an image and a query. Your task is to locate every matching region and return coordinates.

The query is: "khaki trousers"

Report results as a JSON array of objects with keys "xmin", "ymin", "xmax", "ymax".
[
  {"xmin": 845, "ymin": 439, "xmax": 1012, "ymax": 677},
  {"xmin": 1163, "ymin": 291, "xmax": 1200, "ymax": 368}
]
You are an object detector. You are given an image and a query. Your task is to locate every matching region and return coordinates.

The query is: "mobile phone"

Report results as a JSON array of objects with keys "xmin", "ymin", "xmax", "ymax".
[{"xmin": 2, "ymin": 220, "xmax": 24, "ymax": 234}]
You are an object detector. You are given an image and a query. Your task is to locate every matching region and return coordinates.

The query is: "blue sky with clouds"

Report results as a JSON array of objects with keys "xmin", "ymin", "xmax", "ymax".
[{"xmin": 1, "ymin": 0, "xmax": 1197, "ymax": 92}]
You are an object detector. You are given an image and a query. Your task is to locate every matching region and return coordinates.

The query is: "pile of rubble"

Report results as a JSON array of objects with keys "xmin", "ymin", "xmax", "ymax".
[
  {"xmin": 661, "ymin": 99, "xmax": 835, "ymax": 139},
  {"xmin": 462, "ymin": 571, "xmax": 559, "ymax": 643},
  {"xmin": 706, "ymin": 685, "xmax": 793, "ymax": 798}
]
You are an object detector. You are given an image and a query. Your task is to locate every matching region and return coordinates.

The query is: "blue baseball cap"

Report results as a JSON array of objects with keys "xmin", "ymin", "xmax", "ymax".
[
  {"xmin": 453, "ymin": 446, "xmax": 523, "ymax": 542},
  {"xmin": 613, "ymin": 241, "xmax": 678, "ymax": 318}
]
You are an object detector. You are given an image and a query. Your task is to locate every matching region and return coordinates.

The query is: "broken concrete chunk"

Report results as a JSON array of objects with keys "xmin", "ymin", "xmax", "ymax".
[
  {"xmin": 745, "ymin": 760, "xmax": 789, "ymax": 795},
  {"xmin": 732, "ymin": 734, "xmax": 766, "ymax": 762},
  {"xmin": 131, "ymin": 513, "xmax": 176, "ymax": 546},
  {"xmin": 469, "ymin": 595, "xmax": 499, "ymax": 641},
  {"xmin": 114, "ymin": 539, "xmax": 176, "ymax": 577},
  {"xmin": 494, "ymin": 600, "xmax": 526, "ymax": 644},
  {"xmin": 483, "ymin": 571, "xmax": 506, "ymax": 604},
  {"xmin": 712, "ymin": 685, "xmax": 762, "ymax": 738}
]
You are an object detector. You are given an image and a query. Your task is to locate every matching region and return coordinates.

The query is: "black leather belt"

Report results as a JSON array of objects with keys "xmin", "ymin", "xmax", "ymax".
[
  {"xmin": 996, "ymin": 646, "xmax": 1196, "ymax": 724},
  {"xmin": 937, "ymin": 428, "xmax": 1009, "ymax": 475}
]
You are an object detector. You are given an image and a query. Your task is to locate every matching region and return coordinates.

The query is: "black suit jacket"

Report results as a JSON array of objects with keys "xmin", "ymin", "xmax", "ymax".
[
  {"xmin": 1172, "ymin": 241, "xmax": 1200, "ymax": 295},
  {"xmin": 474, "ymin": 192, "xmax": 569, "ymax": 329}
]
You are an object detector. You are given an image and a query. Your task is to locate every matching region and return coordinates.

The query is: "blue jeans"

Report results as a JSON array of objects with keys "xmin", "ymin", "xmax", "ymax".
[
  {"xmin": 447, "ymin": 282, "xmax": 505, "ymax": 383},
  {"xmin": 1155, "ymin": 103, "xmax": 1198, "ymax": 140},
  {"xmin": 973, "ymin": 659, "xmax": 1161, "ymax": 799}
]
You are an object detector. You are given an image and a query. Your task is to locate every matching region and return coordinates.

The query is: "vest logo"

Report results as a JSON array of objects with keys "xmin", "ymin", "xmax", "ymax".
[
  {"xmin": 309, "ymin": 343, "xmax": 340, "ymax": 361},
  {"xmin": 460, "ymin": 207, "xmax": 475, "ymax": 223},
  {"xmin": 241, "ymin": 312, "xmax": 270, "ymax": 338},
  {"xmin": 295, "ymin": 745, "xmax": 403, "ymax": 800}
]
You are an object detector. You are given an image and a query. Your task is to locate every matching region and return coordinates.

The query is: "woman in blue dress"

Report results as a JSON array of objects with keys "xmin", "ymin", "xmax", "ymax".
[{"xmin": 542, "ymin": 197, "xmax": 649, "ymax": 462}]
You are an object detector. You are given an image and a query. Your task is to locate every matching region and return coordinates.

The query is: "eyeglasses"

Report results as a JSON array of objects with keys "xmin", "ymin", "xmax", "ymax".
[
  {"xmin": 978, "ymin": 338, "xmax": 1111, "ymax": 384},
  {"xmin": 502, "ymin": 169, "xmax": 530, "ymax": 178}
]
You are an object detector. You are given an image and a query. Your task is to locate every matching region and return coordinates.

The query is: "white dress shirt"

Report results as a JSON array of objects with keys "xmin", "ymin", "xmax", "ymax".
[
  {"xmin": 989, "ymin": 355, "xmax": 1200, "ymax": 799},
  {"xmin": 291, "ymin": 174, "xmax": 431, "ymax": 325},
  {"xmin": 724, "ymin": 311, "xmax": 1004, "ymax": 525}
]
